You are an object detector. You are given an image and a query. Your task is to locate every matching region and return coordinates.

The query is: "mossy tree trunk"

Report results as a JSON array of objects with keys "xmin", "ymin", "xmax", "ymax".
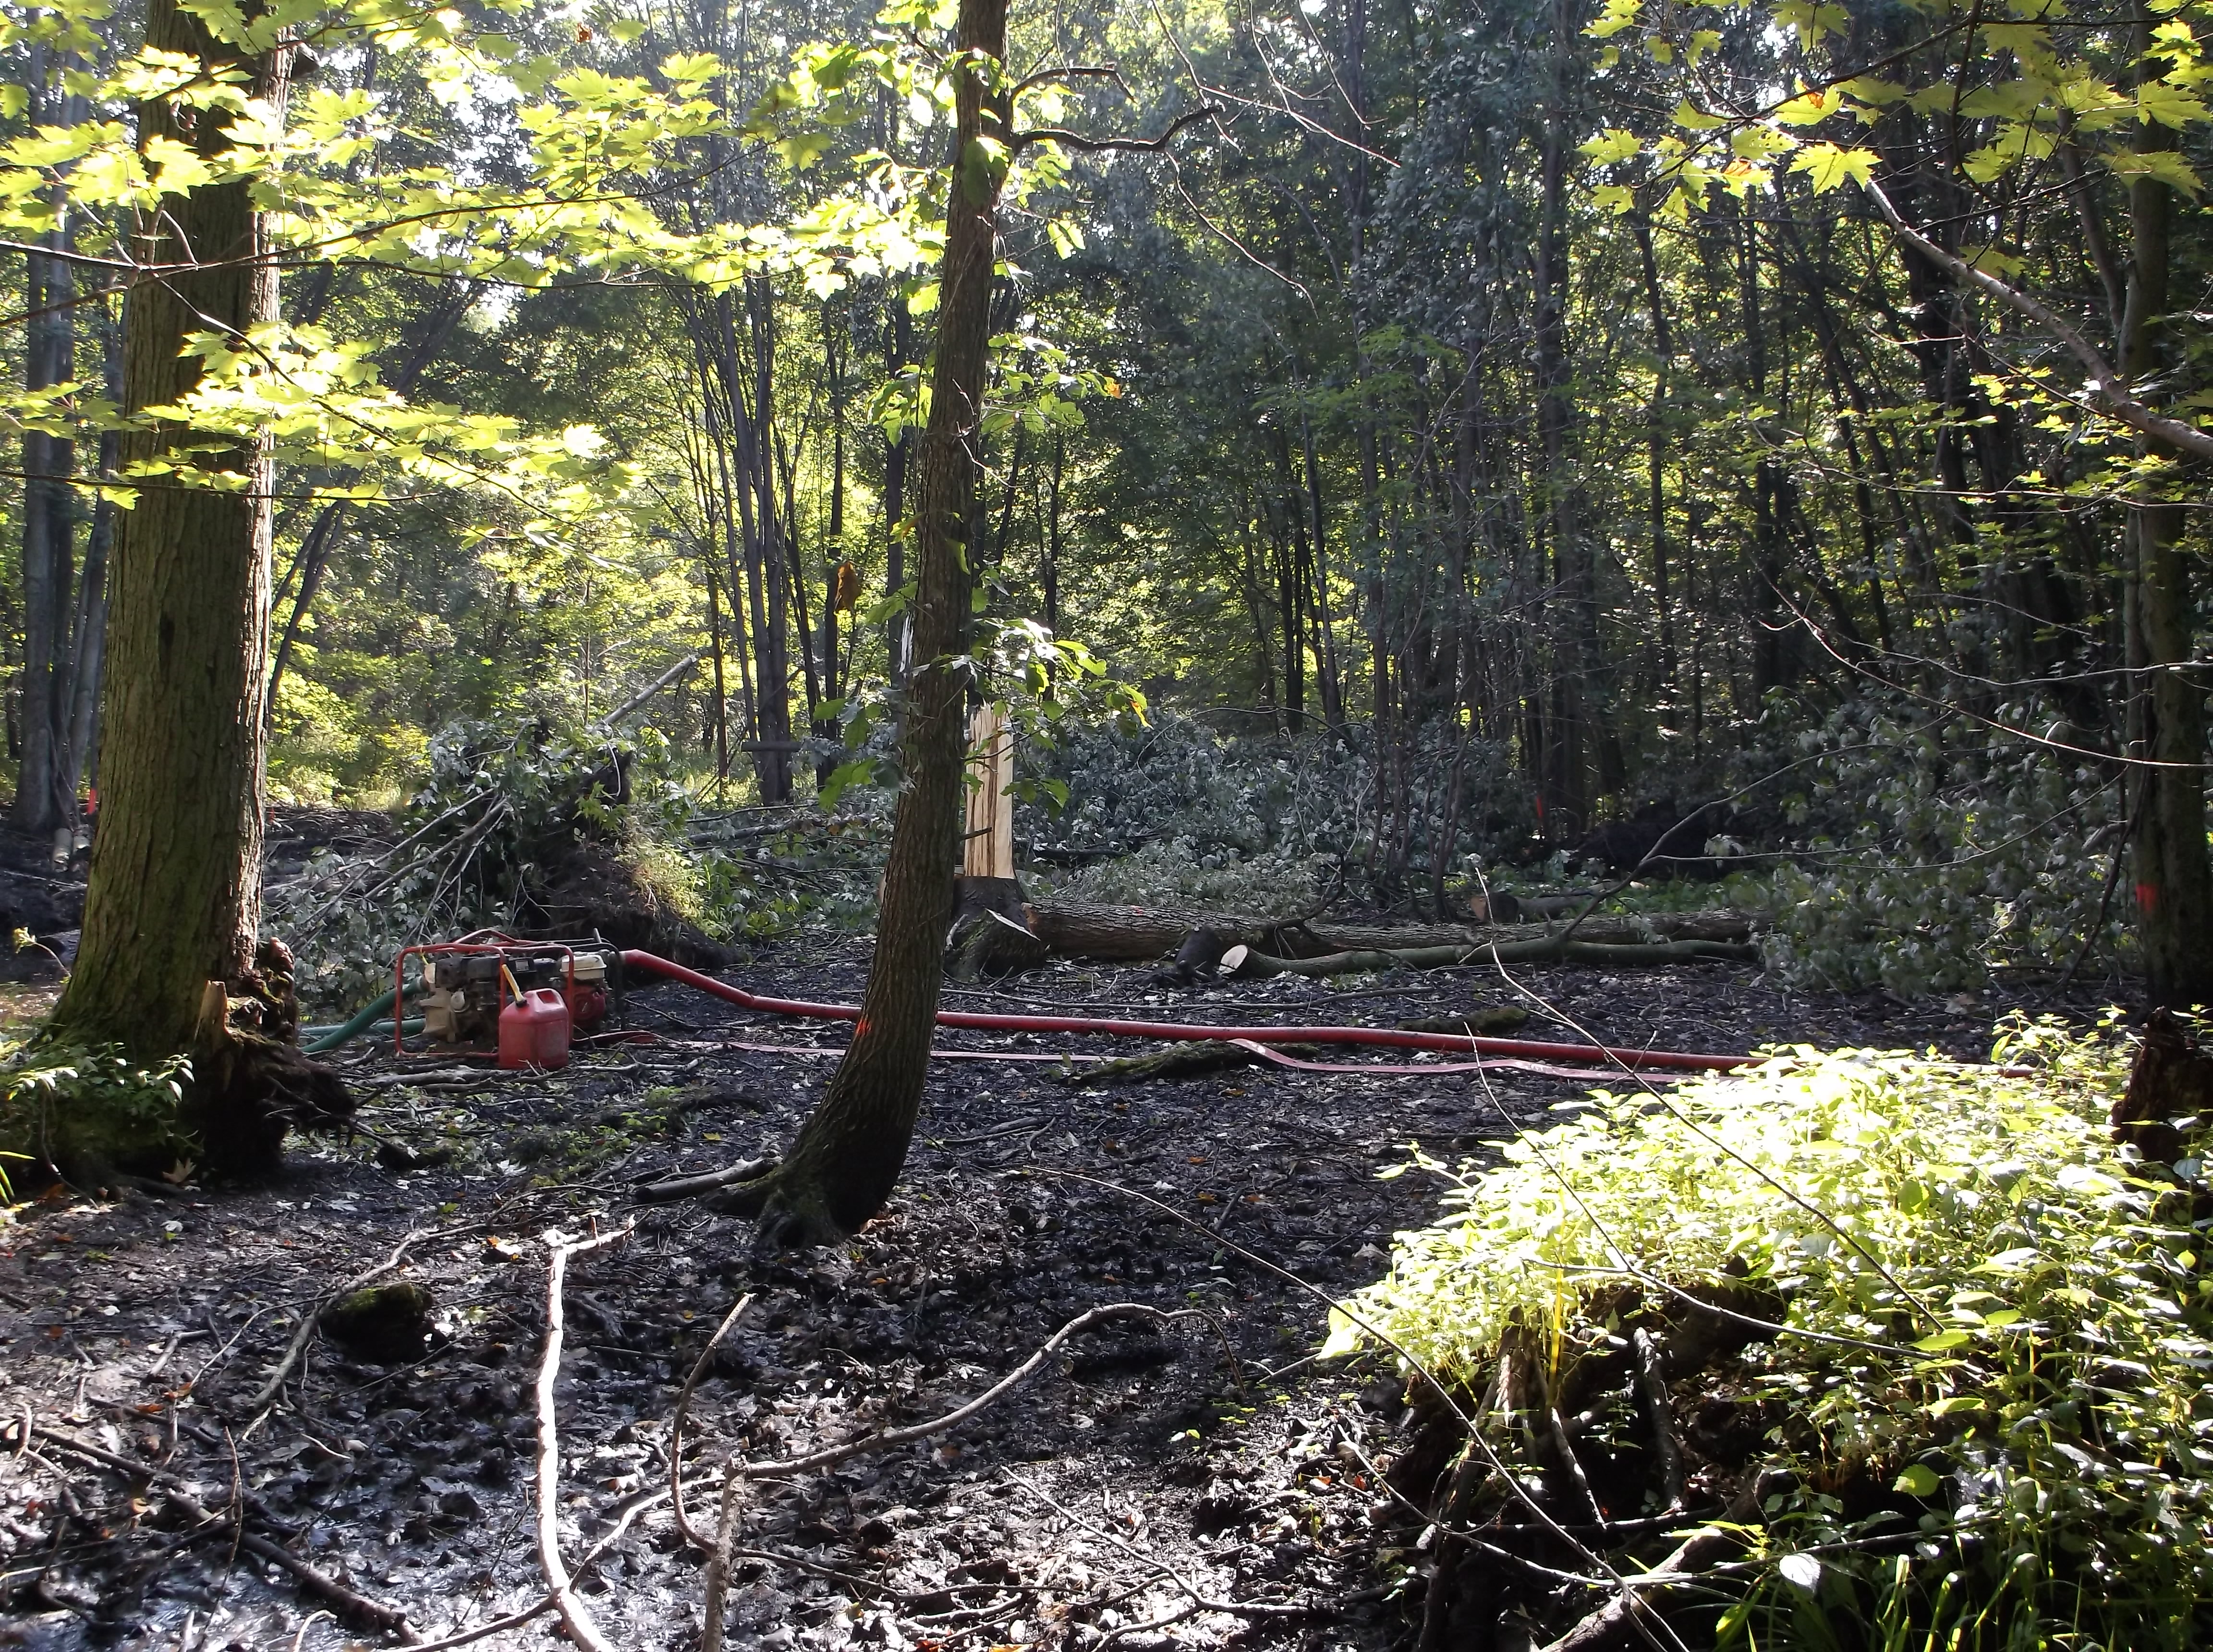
[
  {"xmin": 730, "ymin": 0, "xmax": 1009, "ymax": 1242},
  {"xmin": 47, "ymin": 0, "xmax": 320, "ymax": 1169}
]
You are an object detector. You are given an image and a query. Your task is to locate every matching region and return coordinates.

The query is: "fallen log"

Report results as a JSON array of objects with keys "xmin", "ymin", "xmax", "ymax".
[
  {"xmin": 1027, "ymin": 901, "xmax": 1751, "ymax": 962},
  {"xmin": 1397, "ymin": 1006, "xmax": 1531, "ymax": 1035},
  {"xmin": 1028, "ymin": 902, "xmax": 1321, "ymax": 961},
  {"xmin": 1220, "ymin": 937, "xmax": 1759, "ymax": 979}
]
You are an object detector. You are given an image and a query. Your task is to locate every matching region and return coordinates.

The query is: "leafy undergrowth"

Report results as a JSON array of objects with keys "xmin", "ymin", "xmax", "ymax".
[{"xmin": 1335, "ymin": 1015, "xmax": 2213, "ymax": 1650}]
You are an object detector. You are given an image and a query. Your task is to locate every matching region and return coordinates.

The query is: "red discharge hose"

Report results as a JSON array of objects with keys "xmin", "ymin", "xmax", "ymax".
[{"xmin": 619, "ymin": 950, "xmax": 1752, "ymax": 1074}]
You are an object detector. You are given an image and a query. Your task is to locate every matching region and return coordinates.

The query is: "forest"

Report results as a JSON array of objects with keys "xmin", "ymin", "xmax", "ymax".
[{"xmin": 0, "ymin": 0, "xmax": 2211, "ymax": 1646}]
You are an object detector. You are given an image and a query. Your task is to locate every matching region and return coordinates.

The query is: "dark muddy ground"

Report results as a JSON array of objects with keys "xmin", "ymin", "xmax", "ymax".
[{"xmin": 0, "ymin": 939, "xmax": 2112, "ymax": 1652}]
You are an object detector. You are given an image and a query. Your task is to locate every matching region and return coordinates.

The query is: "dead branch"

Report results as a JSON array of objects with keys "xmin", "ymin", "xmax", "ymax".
[
  {"xmin": 699, "ymin": 1456, "xmax": 744, "ymax": 1652},
  {"xmin": 1029, "ymin": 901, "xmax": 1749, "ymax": 962},
  {"xmin": 681, "ymin": 1303, "xmax": 1187, "ymax": 1555},
  {"xmin": 1537, "ymin": 1525, "xmax": 1741, "ymax": 1652},
  {"xmin": 638, "ymin": 1157, "xmax": 778, "ymax": 1206},
  {"xmin": 671, "ymin": 1293, "xmax": 756, "ymax": 1549},
  {"xmin": 1630, "ymin": 1328, "xmax": 1685, "ymax": 1514},
  {"xmin": 1002, "ymin": 1469, "xmax": 1317, "ymax": 1620},
  {"xmin": 27, "ymin": 1421, "xmax": 420, "ymax": 1640},
  {"xmin": 535, "ymin": 1222, "xmax": 637, "ymax": 1652},
  {"xmin": 405, "ymin": 1484, "xmax": 673, "ymax": 1651}
]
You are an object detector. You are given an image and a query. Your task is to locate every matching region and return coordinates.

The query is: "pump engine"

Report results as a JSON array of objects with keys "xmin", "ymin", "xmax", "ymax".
[{"xmin": 411, "ymin": 941, "xmax": 621, "ymax": 1047}]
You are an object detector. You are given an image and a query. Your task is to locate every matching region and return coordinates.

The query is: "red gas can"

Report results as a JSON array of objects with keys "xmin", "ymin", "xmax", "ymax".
[{"xmin": 498, "ymin": 987, "xmax": 571, "ymax": 1070}]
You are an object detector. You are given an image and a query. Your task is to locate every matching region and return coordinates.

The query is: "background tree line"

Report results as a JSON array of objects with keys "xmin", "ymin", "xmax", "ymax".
[{"xmin": 5, "ymin": 0, "xmax": 2210, "ymax": 996}]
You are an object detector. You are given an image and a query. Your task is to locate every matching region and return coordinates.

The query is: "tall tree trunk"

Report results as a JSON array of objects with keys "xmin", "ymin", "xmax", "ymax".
[
  {"xmin": 727, "ymin": 0, "xmax": 1008, "ymax": 1241},
  {"xmin": 2121, "ymin": 97, "xmax": 2213, "ymax": 1006},
  {"xmin": 55, "ymin": 318, "xmax": 122, "ymax": 836},
  {"xmin": 15, "ymin": 63, "xmax": 80, "ymax": 838},
  {"xmin": 1044, "ymin": 430, "xmax": 1064, "ymax": 638},
  {"xmin": 52, "ymin": 0, "xmax": 338, "ymax": 1171},
  {"xmin": 883, "ymin": 289, "xmax": 915, "ymax": 685}
]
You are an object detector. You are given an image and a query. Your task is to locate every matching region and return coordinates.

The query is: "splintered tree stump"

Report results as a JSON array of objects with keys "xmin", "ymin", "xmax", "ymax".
[
  {"xmin": 2115, "ymin": 1007, "xmax": 2213, "ymax": 1163},
  {"xmin": 183, "ymin": 938, "xmax": 355, "ymax": 1180},
  {"xmin": 946, "ymin": 875, "xmax": 1047, "ymax": 980}
]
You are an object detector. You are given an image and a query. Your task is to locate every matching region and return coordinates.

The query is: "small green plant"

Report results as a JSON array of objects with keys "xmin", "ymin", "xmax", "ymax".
[
  {"xmin": 0, "ymin": 1036, "xmax": 195, "ymax": 1174},
  {"xmin": 1332, "ymin": 1017, "xmax": 2212, "ymax": 1650}
]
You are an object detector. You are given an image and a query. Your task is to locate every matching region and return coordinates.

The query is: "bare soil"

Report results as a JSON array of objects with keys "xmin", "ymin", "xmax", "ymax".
[{"xmin": 0, "ymin": 942, "xmax": 2108, "ymax": 1652}]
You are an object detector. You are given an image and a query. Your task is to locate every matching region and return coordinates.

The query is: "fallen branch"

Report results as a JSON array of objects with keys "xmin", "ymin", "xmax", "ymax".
[
  {"xmin": 407, "ymin": 1483, "xmax": 671, "ymax": 1652},
  {"xmin": 1538, "ymin": 1524, "xmax": 1742, "ymax": 1652},
  {"xmin": 699, "ymin": 1453, "xmax": 744, "ymax": 1652},
  {"xmin": 1060, "ymin": 1040, "xmax": 1316, "ymax": 1088},
  {"xmin": 352, "ymin": 1067, "xmax": 499, "ymax": 1090},
  {"xmin": 1221, "ymin": 937, "xmax": 1758, "ymax": 978},
  {"xmin": 1003, "ymin": 1469, "xmax": 1317, "ymax": 1621},
  {"xmin": 535, "ymin": 1222, "xmax": 637, "ymax": 1652}
]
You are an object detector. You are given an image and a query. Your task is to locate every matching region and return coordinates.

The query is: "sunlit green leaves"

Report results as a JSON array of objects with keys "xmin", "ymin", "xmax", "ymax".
[{"xmin": 1791, "ymin": 142, "xmax": 1877, "ymax": 192}]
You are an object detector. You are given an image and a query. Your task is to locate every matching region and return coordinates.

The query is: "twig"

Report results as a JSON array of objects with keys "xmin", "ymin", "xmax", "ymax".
[
  {"xmin": 535, "ymin": 1222, "xmax": 637, "ymax": 1652},
  {"xmin": 699, "ymin": 1456, "xmax": 743, "ymax": 1652},
  {"xmin": 1630, "ymin": 1329, "xmax": 1685, "ymax": 1515},
  {"xmin": 238, "ymin": 1227, "xmax": 433, "ymax": 1418},
  {"xmin": 681, "ymin": 1303, "xmax": 1188, "ymax": 1552},
  {"xmin": 1033, "ymin": 1169, "xmax": 1654, "ymax": 1612},
  {"xmin": 748, "ymin": 1308, "xmax": 1173, "ymax": 1477},
  {"xmin": 405, "ymin": 1485, "xmax": 668, "ymax": 1652},
  {"xmin": 1538, "ymin": 1525, "xmax": 1741, "ymax": 1652},
  {"xmin": 671, "ymin": 1294, "xmax": 756, "ymax": 1549},
  {"xmin": 1002, "ymin": 1470, "xmax": 1315, "ymax": 1620},
  {"xmin": 351, "ymin": 1066, "xmax": 499, "ymax": 1090}
]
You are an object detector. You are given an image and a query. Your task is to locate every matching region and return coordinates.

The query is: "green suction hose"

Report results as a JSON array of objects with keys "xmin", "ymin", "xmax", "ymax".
[{"xmin": 301, "ymin": 987, "xmax": 420, "ymax": 1053}]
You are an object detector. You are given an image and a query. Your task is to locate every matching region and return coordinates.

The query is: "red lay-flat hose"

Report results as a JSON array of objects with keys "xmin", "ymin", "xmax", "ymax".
[{"xmin": 619, "ymin": 950, "xmax": 1752, "ymax": 1074}]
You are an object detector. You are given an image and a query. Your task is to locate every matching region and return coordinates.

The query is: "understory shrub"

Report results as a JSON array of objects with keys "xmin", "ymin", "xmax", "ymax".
[
  {"xmin": 1020, "ymin": 713, "xmax": 1520, "ymax": 909},
  {"xmin": 1732, "ymin": 695, "xmax": 2128, "ymax": 995},
  {"xmin": 1333, "ymin": 1019, "xmax": 2212, "ymax": 1649},
  {"xmin": 0, "ymin": 1039, "xmax": 194, "ymax": 1181}
]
